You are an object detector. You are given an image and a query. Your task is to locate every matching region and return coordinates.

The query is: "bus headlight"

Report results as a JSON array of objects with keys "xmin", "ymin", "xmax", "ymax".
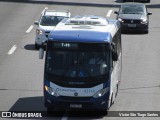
[
  {"xmin": 45, "ymin": 85, "xmax": 59, "ymax": 97},
  {"xmin": 93, "ymin": 87, "xmax": 109, "ymax": 98}
]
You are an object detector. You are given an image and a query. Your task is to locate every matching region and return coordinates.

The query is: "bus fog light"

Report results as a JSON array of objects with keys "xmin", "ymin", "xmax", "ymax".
[
  {"xmin": 45, "ymin": 85, "xmax": 59, "ymax": 97},
  {"xmin": 47, "ymin": 99, "xmax": 52, "ymax": 104},
  {"xmin": 101, "ymin": 101, "xmax": 106, "ymax": 105},
  {"xmin": 93, "ymin": 87, "xmax": 109, "ymax": 98}
]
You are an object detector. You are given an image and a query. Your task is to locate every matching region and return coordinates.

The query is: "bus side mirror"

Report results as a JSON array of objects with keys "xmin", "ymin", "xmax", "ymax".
[
  {"xmin": 112, "ymin": 51, "xmax": 118, "ymax": 61},
  {"xmin": 39, "ymin": 48, "xmax": 44, "ymax": 59},
  {"xmin": 111, "ymin": 43, "xmax": 118, "ymax": 61}
]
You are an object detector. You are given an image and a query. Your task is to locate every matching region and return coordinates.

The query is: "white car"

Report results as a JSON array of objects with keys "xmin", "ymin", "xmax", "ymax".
[
  {"xmin": 34, "ymin": 8, "xmax": 71, "ymax": 49},
  {"xmin": 122, "ymin": 0, "xmax": 150, "ymax": 2}
]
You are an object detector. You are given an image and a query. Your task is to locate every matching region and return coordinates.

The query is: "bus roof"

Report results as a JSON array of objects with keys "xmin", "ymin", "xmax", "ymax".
[{"xmin": 48, "ymin": 15, "xmax": 120, "ymax": 43}]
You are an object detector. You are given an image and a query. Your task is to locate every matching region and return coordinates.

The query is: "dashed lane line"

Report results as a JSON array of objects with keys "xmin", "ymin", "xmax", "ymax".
[
  {"xmin": 106, "ymin": 10, "xmax": 113, "ymax": 17},
  {"xmin": 26, "ymin": 25, "xmax": 34, "ymax": 33},
  {"xmin": 8, "ymin": 45, "xmax": 17, "ymax": 55}
]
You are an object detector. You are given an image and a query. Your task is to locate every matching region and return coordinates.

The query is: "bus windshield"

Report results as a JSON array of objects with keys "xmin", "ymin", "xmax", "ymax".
[{"xmin": 45, "ymin": 42, "xmax": 110, "ymax": 80}]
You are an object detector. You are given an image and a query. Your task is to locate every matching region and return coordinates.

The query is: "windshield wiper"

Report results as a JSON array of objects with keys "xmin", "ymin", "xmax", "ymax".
[
  {"xmin": 128, "ymin": 12, "xmax": 142, "ymax": 14},
  {"xmin": 136, "ymin": 12, "xmax": 143, "ymax": 14}
]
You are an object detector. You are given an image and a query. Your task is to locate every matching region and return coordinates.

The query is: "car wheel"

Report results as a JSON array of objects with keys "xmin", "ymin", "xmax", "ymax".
[
  {"xmin": 35, "ymin": 43, "xmax": 39, "ymax": 49},
  {"xmin": 144, "ymin": 30, "xmax": 148, "ymax": 34},
  {"xmin": 108, "ymin": 94, "xmax": 114, "ymax": 110}
]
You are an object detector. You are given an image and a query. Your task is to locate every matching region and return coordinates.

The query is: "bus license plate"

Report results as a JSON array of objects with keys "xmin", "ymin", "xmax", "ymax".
[
  {"xmin": 128, "ymin": 24, "xmax": 136, "ymax": 27},
  {"xmin": 70, "ymin": 104, "xmax": 82, "ymax": 108}
]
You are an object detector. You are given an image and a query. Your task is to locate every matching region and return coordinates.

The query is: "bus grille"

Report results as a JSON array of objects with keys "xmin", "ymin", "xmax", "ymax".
[{"xmin": 60, "ymin": 96, "xmax": 91, "ymax": 101}]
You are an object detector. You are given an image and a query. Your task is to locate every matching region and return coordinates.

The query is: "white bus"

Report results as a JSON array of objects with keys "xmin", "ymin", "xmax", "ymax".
[{"xmin": 39, "ymin": 15, "xmax": 122, "ymax": 113}]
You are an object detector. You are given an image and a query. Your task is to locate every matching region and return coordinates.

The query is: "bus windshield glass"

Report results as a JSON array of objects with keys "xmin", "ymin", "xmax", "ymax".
[{"xmin": 45, "ymin": 42, "xmax": 110, "ymax": 80}]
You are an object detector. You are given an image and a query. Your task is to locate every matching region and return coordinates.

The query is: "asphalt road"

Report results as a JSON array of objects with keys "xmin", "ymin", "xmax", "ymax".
[{"xmin": 0, "ymin": 0, "xmax": 160, "ymax": 120}]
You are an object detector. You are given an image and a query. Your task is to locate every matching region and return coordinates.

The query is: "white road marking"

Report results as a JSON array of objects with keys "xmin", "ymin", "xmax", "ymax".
[
  {"xmin": 61, "ymin": 116, "xmax": 68, "ymax": 120},
  {"xmin": 106, "ymin": 10, "xmax": 113, "ymax": 17},
  {"xmin": 8, "ymin": 45, "xmax": 17, "ymax": 55},
  {"xmin": 61, "ymin": 110, "xmax": 69, "ymax": 120},
  {"xmin": 26, "ymin": 25, "xmax": 34, "ymax": 33}
]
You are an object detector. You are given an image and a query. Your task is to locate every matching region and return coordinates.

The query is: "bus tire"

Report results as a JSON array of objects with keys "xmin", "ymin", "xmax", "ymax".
[
  {"xmin": 108, "ymin": 94, "xmax": 114, "ymax": 109},
  {"xmin": 115, "ymin": 84, "xmax": 119, "ymax": 97},
  {"xmin": 111, "ymin": 94, "xmax": 115, "ymax": 106}
]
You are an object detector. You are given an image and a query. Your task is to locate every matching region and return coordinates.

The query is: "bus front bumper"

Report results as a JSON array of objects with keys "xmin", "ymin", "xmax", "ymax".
[{"xmin": 44, "ymin": 93, "xmax": 109, "ymax": 111}]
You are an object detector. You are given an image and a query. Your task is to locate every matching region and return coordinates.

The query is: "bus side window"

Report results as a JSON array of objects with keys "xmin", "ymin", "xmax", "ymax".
[{"xmin": 111, "ymin": 28, "xmax": 121, "ymax": 68}]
